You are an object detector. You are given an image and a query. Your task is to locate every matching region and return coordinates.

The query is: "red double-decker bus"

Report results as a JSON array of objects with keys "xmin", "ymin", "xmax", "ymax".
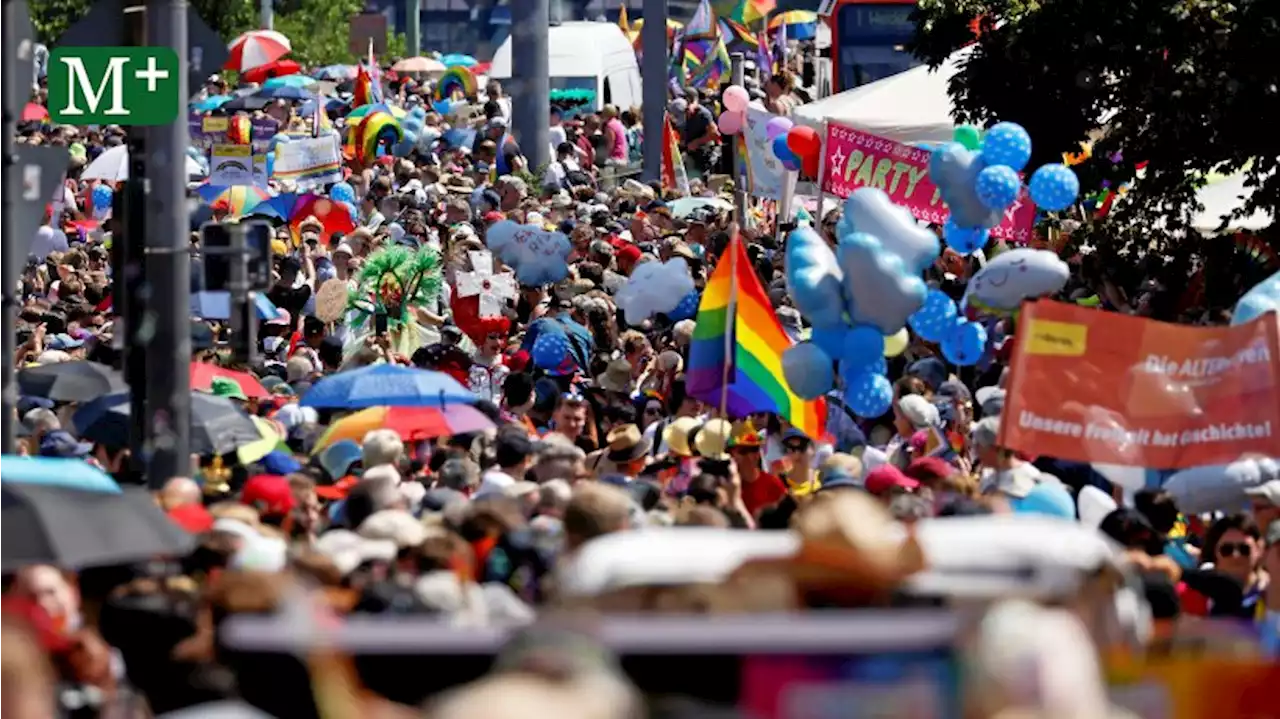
[{"xmin": 823, "ymin": 0, "xmax": 921, "ymax": 92}]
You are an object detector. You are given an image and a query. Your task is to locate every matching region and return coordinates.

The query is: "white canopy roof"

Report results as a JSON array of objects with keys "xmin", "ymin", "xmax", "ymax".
[{"xmin": 795, "ymin": 47, "xmax": 973, "ymax": 146}]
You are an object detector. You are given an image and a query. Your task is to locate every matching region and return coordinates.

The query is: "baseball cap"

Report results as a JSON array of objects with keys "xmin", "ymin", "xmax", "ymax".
[
  {"xmin": 168, "ymin": 503, "xmax": 215, "ymax": 533},
  {"xmin": 317, "ymin": 439, "xmax": 363, "ymax": 481},
  {"xmin": 210, "ymin": 376, "xmax": 247, "ymax": 400},
  {"xmin": 39, "ymin": 430, "xmax": 93, "ymax": 458},
  {"xmin": 936, "ymin": 380, "xmax": 972, "ymax": 405},
  {"xmin": 864, "ymin": 465, "xmax": 920, "ymax": 495},
  {"xmin": 240, "ymin": 474, "xmax": 296, "ymax": 518},
  {"xmin": 1008, "ymin": 482, "xmax": 1075, "ymax": 519},
  {"xmin": 975, "ymin": 385, "xmax": 1006, "ymax": 417},
  {"xmin": 1245, "ymin": 480, "xmax": 1280, "ymax": 507}
]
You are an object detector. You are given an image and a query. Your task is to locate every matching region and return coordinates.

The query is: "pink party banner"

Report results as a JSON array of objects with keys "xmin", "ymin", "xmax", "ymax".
[{"xmin": 821, "ymin": 122, "xmax": 1037, "ymax": 242}]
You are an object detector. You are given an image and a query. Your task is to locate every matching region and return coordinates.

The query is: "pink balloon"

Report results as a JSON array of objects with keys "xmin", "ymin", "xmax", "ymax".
[
  {"xmin": 765, "ymin": 116, "xmax": 793, "ymax": 139},
  {"xmin": 722, "ymin": 85, "xmax": 750, "ymax": 113},
  {"xmin": 718, "ymin": 110, "xmax": 743, "ymax": 135}
]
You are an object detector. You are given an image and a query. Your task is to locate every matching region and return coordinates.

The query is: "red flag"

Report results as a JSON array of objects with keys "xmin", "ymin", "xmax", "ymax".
[
  {"xmin": 354, "ymin": 65, "xmax": 374, "ymax": 107},
  {"xmin": 661, "ymin": 114, "xmax": 689, "ymax": 196}
]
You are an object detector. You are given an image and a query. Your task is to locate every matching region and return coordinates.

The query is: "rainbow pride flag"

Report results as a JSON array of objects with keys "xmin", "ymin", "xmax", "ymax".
[{"xmin": 687, "ymin": 235, "xmax": 826, "ymax": 440}]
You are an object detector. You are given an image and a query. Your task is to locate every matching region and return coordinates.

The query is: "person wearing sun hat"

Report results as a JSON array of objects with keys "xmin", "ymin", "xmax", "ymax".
[
  {"xmin": 728, "ymin": 419, "xmax": 790, "ymax": 516},
  {"xmin": 209, "ymin": 376, "xmax": 247, "ymax": 401}
]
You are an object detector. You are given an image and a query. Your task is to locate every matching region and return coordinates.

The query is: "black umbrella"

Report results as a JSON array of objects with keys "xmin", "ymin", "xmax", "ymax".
[
  {"xmin": 73, "ymin": 391, "xmax": 264, "ymax": 456},
  {"xmin": 2, "ymin": 484, "xmax": 195, "ymax": 572},
  {"xmin": 219, "ymin": 94, "xmax": 270, "ymax": 112},
  {"xmin": 17, "ymin": 360, "xmax": 126, "ymax": 402}
]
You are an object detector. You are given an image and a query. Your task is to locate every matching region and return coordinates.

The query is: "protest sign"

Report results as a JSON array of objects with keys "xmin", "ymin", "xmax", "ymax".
[
  {"xmin": 821, "ymin": 122, "xmax": 1037, "ymax": 242},
  {"xmin": 1000, "ymin": 300, "xmax": 1280, "ymax": 468},
  {"xmin": 209, "ymin": 145, "xmax": 254, "ymax": 186},
  {"xmin": 189, "ymin": 114, "xmax": 279, "ymax": 153},
  {"xmin": 272, "ymin": 135, "xmax": 342, "ymax": 189},
  {"xmin": 739, "ymin": 106, "xmax": 787, "ymax": 201}
]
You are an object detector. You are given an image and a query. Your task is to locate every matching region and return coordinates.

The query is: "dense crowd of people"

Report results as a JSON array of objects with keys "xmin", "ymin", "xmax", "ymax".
[{"xmin": 4, "ymin": 43, "xmax": 1279, "ymax": 719}]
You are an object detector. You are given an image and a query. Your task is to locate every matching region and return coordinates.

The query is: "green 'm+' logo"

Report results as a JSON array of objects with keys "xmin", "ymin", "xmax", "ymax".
[{"xmin": 48, "ymin": 47, "xmax": 180, "ymax": 126}]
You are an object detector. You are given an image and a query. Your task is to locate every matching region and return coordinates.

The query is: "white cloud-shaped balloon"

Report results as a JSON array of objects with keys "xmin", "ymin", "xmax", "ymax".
[
  {"xmin": 963, "ymin": 248, "xmax": 1069, "ymax": 313},
  {"xmin": 614, "ymin": 258, "xmax": 695, "ymax": 325}
]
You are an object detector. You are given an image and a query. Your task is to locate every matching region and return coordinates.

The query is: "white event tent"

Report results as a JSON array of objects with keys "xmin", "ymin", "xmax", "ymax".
[{"xmin": 794, "ymin": 47, "xmax": 973, "ymax": 146}]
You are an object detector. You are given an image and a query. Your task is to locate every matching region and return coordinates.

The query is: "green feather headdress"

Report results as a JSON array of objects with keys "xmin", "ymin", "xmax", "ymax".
[{"xmin": 346, "ymin": 245, "xmax": 443, "ymax": 330}]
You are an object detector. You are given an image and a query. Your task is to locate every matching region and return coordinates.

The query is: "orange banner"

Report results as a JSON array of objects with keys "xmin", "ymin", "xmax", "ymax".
[{"xmin": 1000, "ymin": 300, "xmax": 1280, "ymax": 468}]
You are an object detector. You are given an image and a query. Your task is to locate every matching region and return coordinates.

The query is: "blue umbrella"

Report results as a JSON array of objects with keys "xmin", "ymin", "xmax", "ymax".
[
  {"xmin": 440, "ymin": 53, "xmax": 477, "ymax": 68},
  {"xmin": 191, "ymin": 94, "xmax": 232, "ymax": 111},
  {"xmin": 264, "ymin": 74, "xmax": 317, "ymax": 90},
  {"xmin": 256, "ymin": 85, "xmax": 314, "ymax": 101},
  {"xmin": 299, "ymin": 96, "xmax": 347, "ymax": 117},
  {"xmin": 300, "ymin": 364, "xmax": 477, "ymax": 409},
  {"xmin": 190, "ymin": 291, "xmax": 280, "ymax": 320},
  {"xmin": 0, "ymin": 456, "xmax": 121, "ymax": 493}
]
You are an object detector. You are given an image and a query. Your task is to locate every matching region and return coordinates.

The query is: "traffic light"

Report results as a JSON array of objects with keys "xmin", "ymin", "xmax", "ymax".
[{"xmin": 200, "ymin": 222, "xmax": 233, "ymax": 291}]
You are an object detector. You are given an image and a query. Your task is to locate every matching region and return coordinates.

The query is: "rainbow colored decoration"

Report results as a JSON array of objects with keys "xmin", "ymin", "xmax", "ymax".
[
  {"xmin": 209, "ymin": 185, "xmax": 270, "ymax": 219},
  {"xmin": 686, "ymin": 234, "xmax": 827, "ymax": 440},
  {"xmin": 227, "ymin": 115, "xmax": 252, "ymax": 144},
  {"xmin": 433, "ymin": 66, "xmax": 477, "ymax": 101},
  {"xmin": 348, "ymin": 110, "xmax": 403, "ymax": 164}
]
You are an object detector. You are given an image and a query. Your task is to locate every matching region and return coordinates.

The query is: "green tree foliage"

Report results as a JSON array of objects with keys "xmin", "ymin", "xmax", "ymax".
[
  {"xmin": 276, "ymin": 0, "xmax": 404, "ymax": 66},
  {"xmin": 34, "ymin": 0, "xmax": 406, "ymax": 68},
  {"xmin": 910, "ymin": 0, "xmax": 1279, "ymax": 262},
  {"xmin": 32, "ymin": 0, "xmax": 256, "ymax": 45}
]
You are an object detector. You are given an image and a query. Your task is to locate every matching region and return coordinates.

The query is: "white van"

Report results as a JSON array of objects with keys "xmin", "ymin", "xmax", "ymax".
[{"xmin": 490, "ymin": 22, "xmax": 642, "ymax": 112}]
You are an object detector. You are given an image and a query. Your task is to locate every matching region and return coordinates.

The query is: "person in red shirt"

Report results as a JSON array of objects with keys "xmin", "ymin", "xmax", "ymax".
[{"xmin": 730, "ymin": 420, "xmax": 788, "ymax": 518}]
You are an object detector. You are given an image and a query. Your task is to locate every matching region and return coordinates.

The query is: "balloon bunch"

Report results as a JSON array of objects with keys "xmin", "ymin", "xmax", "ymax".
[
  {"xmin": 774, "ymin": 124, "xmax": 820, "ymax": 176},
  {"xmin": 716, "ymin": 84, "xmax": 750, "ymax": 135},
  {"xmin": 781, "ymin": 187, "xmax": 941, "ymax": 417},
  {"xmin": 907, "ymin": 288, "xmax": 988, "ymax": 367},
  {"xmin": 930, "ymin": 121, "xmax": 1081, "ymax": 257},
  {"xmin": 1232, "ymin": 269, "xmax": 1280, "ymax": 325}
]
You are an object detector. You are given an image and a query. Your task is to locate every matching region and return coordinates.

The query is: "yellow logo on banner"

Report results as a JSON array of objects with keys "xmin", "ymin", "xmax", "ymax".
[{"xmin": 1024, "ymin": 319, "xmax": 1088, "ymax": 356}]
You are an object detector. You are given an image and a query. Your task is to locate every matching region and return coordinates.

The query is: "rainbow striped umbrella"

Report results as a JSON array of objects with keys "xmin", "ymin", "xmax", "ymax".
[
  {"xmin": 768, "ymin": 10, "xmax": 817, "ymax": 28},
  {"xmin": 769, "ymin": 10, "xmax": 818, "ymax": 40},
  {"xmin": 202, "ymin": 185, "xmax": 271, "ymax": 219}
]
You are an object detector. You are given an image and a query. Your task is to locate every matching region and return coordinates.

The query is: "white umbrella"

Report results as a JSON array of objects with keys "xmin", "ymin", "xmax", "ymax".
[
  {"xmin": 226, "ymin": 29, "xmax": 292, "ymax": 72},
  {"xmin": 82, "ymin": 145, "xmax": 205, "ymax": 181}
]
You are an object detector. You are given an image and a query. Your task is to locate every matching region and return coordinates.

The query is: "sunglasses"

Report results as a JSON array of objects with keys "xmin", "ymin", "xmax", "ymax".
[
  {"xmin": 486, "ymin": 333, "xmax": 505, "ymax": 340},
  {"xmin": 1218, "ymin": 542, "xmax": 1253, "ymax": 558},
  {"xmin": 643, "ymin": 405, "xmax": 663, "ymax": 415},
  {"xmin": 783, "ymin": 442, "xmax": 810, "ymax": 453}
]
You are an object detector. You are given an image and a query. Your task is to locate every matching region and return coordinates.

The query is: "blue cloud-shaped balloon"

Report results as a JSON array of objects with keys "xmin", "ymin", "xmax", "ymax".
[
  {"xmin": 929, "ymin": 143, "xmax": 1003, "ymax": 230},
  {"xmin": 837, "ymin": 231, "xmax": 927, "ymax": 334},
  {"xmin": 1232, "ymin": 270, "xmax": 1280, "ymax": 325},
  {"xmin": 485, "ymin": 220, "xmax": 571, "ymax": 286},
  {"xmin": 784, "ymin": 226, "xmax": 846, "ymax": 329},
  {"xmin": 392, "ymin": 106, "xmax": 427, "ymax": 157},
  {"xmin": 839, "ymin": 188, "xmax": 940, "ymax": 274},
  {"xmin": 843, "ymin": 370, "xmax": 893, "ymax": 418}
]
